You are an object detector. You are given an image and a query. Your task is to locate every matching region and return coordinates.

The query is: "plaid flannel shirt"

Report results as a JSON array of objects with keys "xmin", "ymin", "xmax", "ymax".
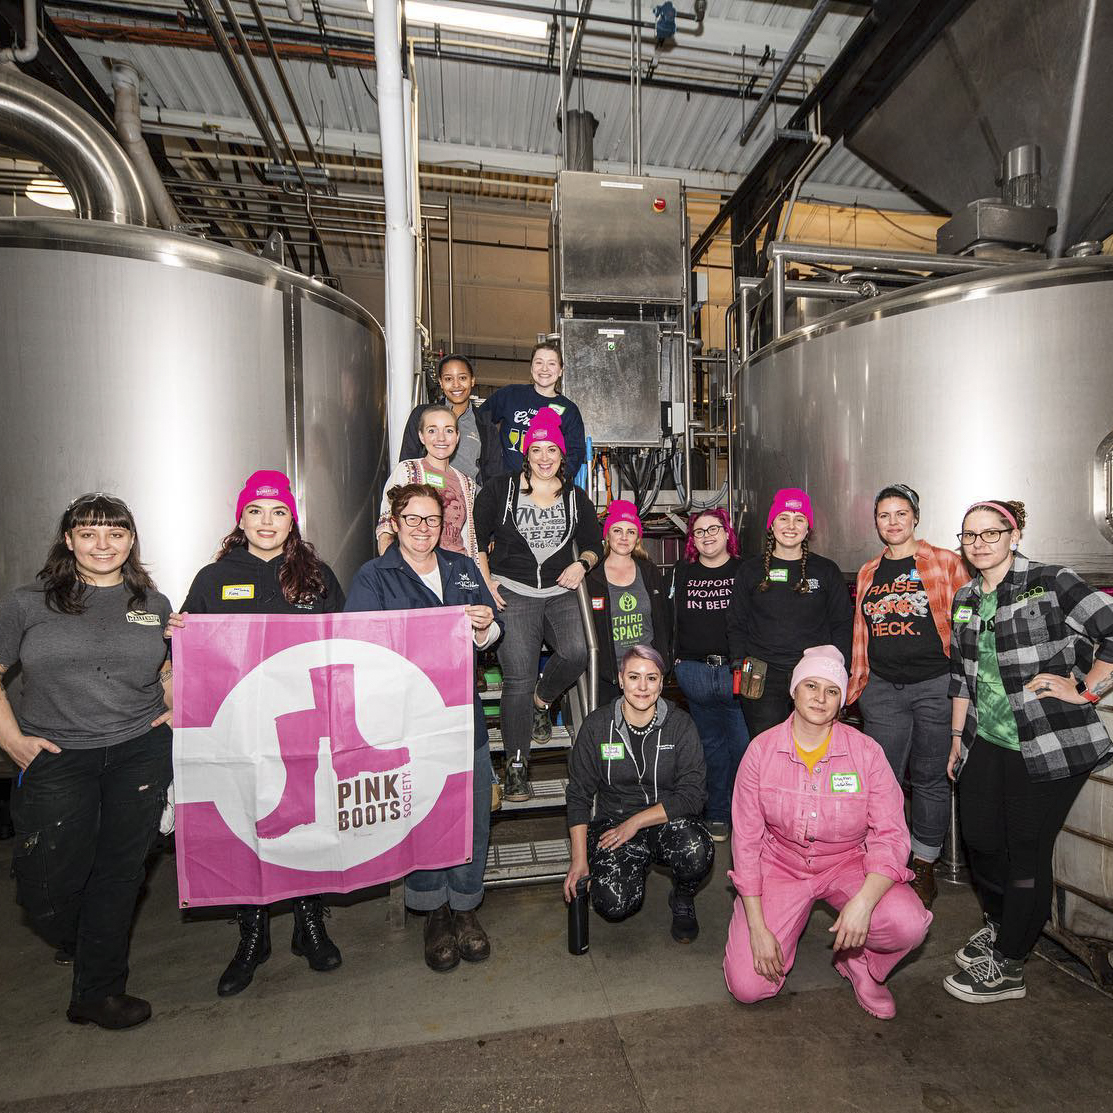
[
  {"xmin": 949, "ymin": 554, "xmax": 1113, "ymax": 780},
  {"xmin": 847, "ymin": 540, "xmax": 970, "ymax": 704}
]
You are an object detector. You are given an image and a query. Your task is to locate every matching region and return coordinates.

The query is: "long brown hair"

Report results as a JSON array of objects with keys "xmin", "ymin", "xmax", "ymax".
[
  {"xmin": 38, "ymin": 493, "xmax": 156, "ymax": 615},
  {"xmin": 757, "ymin": 527, "xmax": 811, "ymax": 593},
  {"xmin": 217, "ymin": 520, "xmax": 328, "ymax": 606}
]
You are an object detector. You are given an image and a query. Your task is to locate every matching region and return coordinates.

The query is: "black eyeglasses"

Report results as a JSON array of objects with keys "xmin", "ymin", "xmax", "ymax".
[
  {"xmin": 693, "ymin": 525, "xmax": 723, "ymax": 539},
  {"xmin": 957, "ymin": 529, "xmax": 1010, "ymax": 545},
  {"xmin": 399, "ymin": 513, "xmax": 443, "ymax": 528}
]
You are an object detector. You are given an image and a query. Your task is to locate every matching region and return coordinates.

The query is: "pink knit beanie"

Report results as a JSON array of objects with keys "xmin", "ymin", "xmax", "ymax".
[
  {"xmin": 235, "ymin": 470, "xmax": 298, "ymax": 523},
  {"xmin": 603, "ymin": 499, "xmax": 642, "ymax": 538},
  {"xmin": 522, "ymin": 407, "xmax": 567, "ymax": 456},
  {"xmin": 789, "ymin": 645, "xmax": 848, "ymax": 707},
  {"xmin": 766, "ymin": 487, "xmax": 813, "ymax": 530}
]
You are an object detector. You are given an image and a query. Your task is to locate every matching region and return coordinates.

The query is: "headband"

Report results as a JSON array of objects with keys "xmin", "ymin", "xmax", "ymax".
[{"xmin": 965, "ymin": 501, "xmax": 1017, "ymax": 530}]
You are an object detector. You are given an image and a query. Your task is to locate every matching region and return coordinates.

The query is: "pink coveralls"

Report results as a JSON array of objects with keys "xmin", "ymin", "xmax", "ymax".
[{"xmin": 723, "ymin": 718, "xmax": 931, "ymax": 1003}]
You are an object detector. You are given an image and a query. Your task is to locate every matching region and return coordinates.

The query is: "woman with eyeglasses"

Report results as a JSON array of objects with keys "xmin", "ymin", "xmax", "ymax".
[
  {"xmin": 585, "ymin": 500, "xmax": 672, "ymax": 705},
  {"xmin": 347, "ymin": 482, "xmax": 501, "ymax": 972},
  {"xmin": 398, "ymin": 354, "xmax": 504, "ymax": 485},
  {"xmin": 472, "ymin": 407, "xmax": 602, "ymax": 803},
  {"xmin": 846, "ymin": 484, "xmax": 970, "ymax": 909},
  {"xmin": 176, "ymin": 471, "xmax": 346, "ymax": 998},
  {"xmin": 943, "ymin": 499, "xmax": 1113, "ymax": 1005},
  {"xmin": 0, "ymin": 494, "xmax": 173, "ymax": 1030},
  {"xmin": 377, "ymin": 404, "xmax": 478, "ymax": 558},
  {"xmin": 669, "ymin": 508, "xmax": 748, "ymax": 843},
  {"xmin": 727, "ymin": 488, "xmax": 853, "ymax": 742}
]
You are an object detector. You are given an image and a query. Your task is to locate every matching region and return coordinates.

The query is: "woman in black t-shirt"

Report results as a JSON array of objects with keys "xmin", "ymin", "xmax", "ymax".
[
  {"xmin": 0, "ymin": 493, "xmax": 173, "ymax": 1031},
  {"xmin": 175, "ymin": 471, "xmax": 346, "ymax": 999},
  {"xmin": 669, "ymin": 508, "xmax": 749, "ymax": 842},
  {"xmin": 727, "ymin": 488, "xmax": 853, "ymax": 742}
]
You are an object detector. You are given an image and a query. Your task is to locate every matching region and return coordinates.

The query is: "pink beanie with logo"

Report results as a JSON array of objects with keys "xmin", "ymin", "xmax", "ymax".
[
  {"xmin": 522, "ymin": 407, "xmax": 567, "ymax": 456},
  {"xmin": 790, "ymin": 645, "xmax": 848, "ymax": 707},
  {"xmin": 603, "ymin": 499, "xmax": 643, "ymax": 538},
  {"xmin": 767, "ymin": 487, "xmax": 813, "ymax": 530},
  {"xmin": 235, "ymin": 470, "xmax": 298, "ymax": 523}
]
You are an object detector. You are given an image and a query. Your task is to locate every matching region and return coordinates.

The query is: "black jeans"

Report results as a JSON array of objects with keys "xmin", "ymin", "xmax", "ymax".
[
  {"xmin": 586, "ymin": 816, "xmax": 714, "ymax": 920},
  {"xmin": 11, "ymin": 726, "xmax": 172, "ymax": 1003},
  {"xmin": 959, "ymin": 736, "xmax": 1087, "ymax": 960},
  {"xmin": 740, "ymin": 665, "xmax": 794, "ymax": 740}
]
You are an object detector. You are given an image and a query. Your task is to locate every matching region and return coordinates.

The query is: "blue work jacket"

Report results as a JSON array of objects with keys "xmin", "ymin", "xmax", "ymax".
[{"xmin": 345, "ymin": 545, "xmax": 500, "ymax": 747}]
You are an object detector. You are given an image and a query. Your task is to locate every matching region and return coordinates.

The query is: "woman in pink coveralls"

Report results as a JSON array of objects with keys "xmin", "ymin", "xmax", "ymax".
[{"xmin": 723, "ymin": 645, "xmax": 931, "ymax": 1019}]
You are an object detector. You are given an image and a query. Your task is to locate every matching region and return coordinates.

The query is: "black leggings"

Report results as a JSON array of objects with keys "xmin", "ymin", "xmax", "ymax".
[
  {"xmin": 587, "ymin": 816, "xmax": 714, "ymax": 921},
  {"xmin": 959, "ymin": 737, "xmax": 1087, "ymax": 960}
]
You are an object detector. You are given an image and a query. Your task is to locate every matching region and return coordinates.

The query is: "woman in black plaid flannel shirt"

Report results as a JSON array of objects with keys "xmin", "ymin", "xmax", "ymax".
[{"xmin": 942, "ymin": 498, "xmax": 1113, "ymax": 1004}]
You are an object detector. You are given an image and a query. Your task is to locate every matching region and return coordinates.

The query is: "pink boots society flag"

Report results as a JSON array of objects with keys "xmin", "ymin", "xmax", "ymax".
[{"xmin": 171, "ymin": 609, "xmax": 475, "ymax": 907}]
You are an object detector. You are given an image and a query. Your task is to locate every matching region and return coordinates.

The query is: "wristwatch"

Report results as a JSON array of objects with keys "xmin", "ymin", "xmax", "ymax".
[{"xmin": 577, "ymin": 557, "xmax": 592, "ymax": 573}]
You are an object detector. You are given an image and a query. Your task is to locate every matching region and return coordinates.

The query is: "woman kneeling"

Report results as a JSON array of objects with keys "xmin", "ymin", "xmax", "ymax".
[
  {"xmin": 723, "ymin": 645, "xmax": 931, "ymax": 1019},
  {"xmin": 563, "ymin": 646, "xmax": 714, "ymax": 943}
]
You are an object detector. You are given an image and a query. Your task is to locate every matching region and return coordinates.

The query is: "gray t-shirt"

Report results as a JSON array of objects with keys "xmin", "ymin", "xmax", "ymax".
[
  {"xmin": 0, "ymin": 583, "xmax": 170, "ymax": 748},
  {"xmin": 452, "ymin": 404, "xmax": 482, "ymax": 481},
  {"xmin": 608, "ymin": 568, "xmax": 654, "ymax": 673}
]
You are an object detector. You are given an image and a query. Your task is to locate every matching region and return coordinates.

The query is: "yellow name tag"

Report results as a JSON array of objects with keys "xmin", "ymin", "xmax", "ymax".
[{"xmin": 222, "ymin": 584, "xmax": 255, "ymax": 600}]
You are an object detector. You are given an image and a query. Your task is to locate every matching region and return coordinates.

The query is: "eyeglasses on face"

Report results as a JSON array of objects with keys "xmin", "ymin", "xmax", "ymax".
[
  {"xmin": 957, "ymin": 528, "xmax": 1010, "ymax": 545},
  {"xmin": 692, "ymin": 525, "xmax": 723, "ymax": 539},
  {"xmin": 398, "ymin": 513, "xmax": 442, "ymax": 528}
]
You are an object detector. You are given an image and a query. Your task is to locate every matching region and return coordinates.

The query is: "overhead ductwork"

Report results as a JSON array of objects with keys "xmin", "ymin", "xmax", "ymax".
[
  {"xmin": 111, "ymin": 63, "xmax": 181, "ymax": 230},
  {"xmin": 0, "ymin": 64, "xmax": 149, "ymax": 225},
  {"xmin": 846, "ymin": 0, "xmax": 1113, "ymax": 256}
]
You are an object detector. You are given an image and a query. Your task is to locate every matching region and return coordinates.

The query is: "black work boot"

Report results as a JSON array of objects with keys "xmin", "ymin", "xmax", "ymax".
[
  {"xmin": 291, "ymin": 896, "xmax": 342, "ymax": 972},
  {"xmin": 668, "ymin": 886, "xmax": 700, "ymax": 944},
  {"xmin": 424, "ymin": 903, "xmax": 460, "ymax": 972},
  {"xmin": 217, "ymin": 906, "xmax": 271, "ymax": 997}
]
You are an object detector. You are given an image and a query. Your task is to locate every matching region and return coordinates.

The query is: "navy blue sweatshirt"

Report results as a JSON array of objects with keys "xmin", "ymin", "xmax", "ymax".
[{"xmin": 482, "ymin": 384, "xmax": 587, "ymax": 476}]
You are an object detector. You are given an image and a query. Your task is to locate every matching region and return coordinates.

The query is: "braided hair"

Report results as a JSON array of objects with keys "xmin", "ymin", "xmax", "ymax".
[{"xmin": 757, "ymin": 528, "xmax": 812, "ymax": 593}]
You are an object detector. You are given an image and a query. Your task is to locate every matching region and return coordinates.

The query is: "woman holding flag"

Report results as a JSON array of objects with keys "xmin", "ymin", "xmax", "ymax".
[{"xmin": 347, "ymin": 482, "xmax": 501, "ymax": 973}]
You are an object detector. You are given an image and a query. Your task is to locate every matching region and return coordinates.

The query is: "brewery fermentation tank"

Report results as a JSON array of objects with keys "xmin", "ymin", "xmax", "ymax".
[
  {"xmin": 0, "ymin": 217, "xmax": 387, "ymax": 605},
  {"xmin": 733, "ymin": 257, "xmax": 1113, "ymax": 582}
]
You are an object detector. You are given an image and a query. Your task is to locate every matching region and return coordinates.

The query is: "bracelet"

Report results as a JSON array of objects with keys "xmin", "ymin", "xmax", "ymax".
[
  {"xmin": 577, "ymin": 557, "xmax": 592, "ymax": 573},
  {"xmin": 950, "ymin": 729, "xmax": 963, "ymax": 737},
  {"xmin": 1082, "ymin": 689, "xmax": 1101, "ymax": 704}
]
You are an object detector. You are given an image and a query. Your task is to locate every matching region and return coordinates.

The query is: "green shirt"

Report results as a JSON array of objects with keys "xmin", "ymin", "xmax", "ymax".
[{"xmin": 976, "ymin": 589, "xmax": 1021, "ymax": 751}]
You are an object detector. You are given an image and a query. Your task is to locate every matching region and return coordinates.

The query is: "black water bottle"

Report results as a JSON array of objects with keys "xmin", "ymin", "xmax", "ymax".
[{"xmin": 568, "ymin": 876, "xmax": 590, "ymax": 955}]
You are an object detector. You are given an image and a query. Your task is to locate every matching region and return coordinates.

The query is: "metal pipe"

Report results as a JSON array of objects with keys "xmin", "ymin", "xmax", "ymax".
[
  {"xmin": 0, "ymin": 66, "xmax": 148, "ymax": 224},
  {"xmin": 446, "ymin": 193, "xmax": 455, "ymax": 350},
  {"xmin": 738, "ymin": 0, "xmax": 832, "ymax": 146},
  {"xmin": 935, "ymin": 785, "xmax": 967, "ymax": 884},
  {"xmin": 574, "ymin": 579, "xmax": 599, "ymax": 716},
  {"xmin": 374, "ymin": 0, "xmax": 416, "ymax": 462},
  {"xmin": 195, "ymin": 0, "xmax": 284, "ymax": 165},
  {"xmin": 736, "ymin": 274, "xmax": 869, "ymax": 301},
  {"xmin": 110, "ymin": 64, "xmax": 181, "ymax": 229},
  {"xmin": 423, "ymin": 216, "xmax": 434, "ymax": 340},
  {"xmin": 781, "ymin": 133, "xmax": 829, "ymax": 237},
  {"xmin": 0, "ymin": 0, "xmax": 39, "ymax": 63},
  {"xmin": 771, "ymin": 251, "xmax": 786, "ymax": 338},
  {"xmin": 766, "ymin": 240, "xmax": 1001, "ymax": 274},
  {"xmin": 244, "ymin": 0, "xmax": 325, "ymax": 170},
  {"xmin": 723, "ymin": 297, "xmax": 736, "ymax": 524},
  {"xmin": 633, "ymin": 0, "xmax": 641, "ymax": 175}
]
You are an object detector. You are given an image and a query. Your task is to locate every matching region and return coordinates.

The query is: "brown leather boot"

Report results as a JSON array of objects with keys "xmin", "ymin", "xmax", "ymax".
[
  {"xmin": 910, "ymin": 858, "xmax": 937, "ymax": 908},
  {"xmin": 453, "ymin": 908, "xmax": 491, "ymax": 963},
  {"xmin": 424, "ymin": 903, "xmax": 459, "ymax": 972}
]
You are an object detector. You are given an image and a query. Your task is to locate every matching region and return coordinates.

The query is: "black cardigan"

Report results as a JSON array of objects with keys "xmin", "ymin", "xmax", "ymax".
[
  {"xmin": 398, "ymin": 399, "xmax": 505, "ymax": 486},
  {"xmin": 472, "ymin": 473, "xmax": 603, "ymax": 590},
  {"xmin": 585, "ymin": 556, "xmax": 673, "ymax": 683}
]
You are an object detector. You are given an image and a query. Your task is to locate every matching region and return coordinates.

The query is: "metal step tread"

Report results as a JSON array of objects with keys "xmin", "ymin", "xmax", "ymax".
[
  {"xmin": 489, "ymin": 725, "xmax": 572, "ymax": 753},
  {"xmin": 484, "ymin": 837, "xmax": 570, "ymax": 885},
  {"xmin": 479, "ymin": 685, "xmax": 503, "ymax": 701},
  {"xmin": 496, "ymin": 777, "xmax": 567, "ymax": 812}
]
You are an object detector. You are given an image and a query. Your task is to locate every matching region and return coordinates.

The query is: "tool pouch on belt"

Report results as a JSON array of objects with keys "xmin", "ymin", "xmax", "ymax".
[{"xmin": 733, "ymin": 657, "xmax": 768, "ymax": 700}]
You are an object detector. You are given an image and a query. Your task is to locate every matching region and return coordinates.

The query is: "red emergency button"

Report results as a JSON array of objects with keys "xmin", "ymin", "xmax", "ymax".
[{"xmin": 652, "ymin": 197, "xmax": 667, "ymax": 212}]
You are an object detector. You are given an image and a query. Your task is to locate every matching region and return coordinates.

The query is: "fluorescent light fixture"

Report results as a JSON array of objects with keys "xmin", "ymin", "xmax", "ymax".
[
  {"xmin": 25, "ymin": 178, "xmax": 75, "ymax": 211},
  {"xmin": 366, "ymin": 1, "xmax": 548, "ymax": 39}
]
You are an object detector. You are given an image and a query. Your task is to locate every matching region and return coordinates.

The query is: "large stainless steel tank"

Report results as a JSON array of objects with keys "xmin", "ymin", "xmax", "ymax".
[
  {"xmin": 0, "ymin": 217, "xmax": 387, "ymax": 605},
  {"xmin": 733, "ymin": 257, "xmax": 1113, "ymax": 582}
]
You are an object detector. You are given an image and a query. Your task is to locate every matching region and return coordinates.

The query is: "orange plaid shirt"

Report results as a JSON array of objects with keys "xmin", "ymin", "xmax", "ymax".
[{"xmin": 847, "ymin": 540, "xmax": 970, "ymax": 705}]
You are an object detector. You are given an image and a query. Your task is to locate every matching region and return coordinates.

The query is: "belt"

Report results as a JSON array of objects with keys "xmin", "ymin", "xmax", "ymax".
[{"xmin": 691, "ymin": 654, "xmax": 727, "ymax": 667}]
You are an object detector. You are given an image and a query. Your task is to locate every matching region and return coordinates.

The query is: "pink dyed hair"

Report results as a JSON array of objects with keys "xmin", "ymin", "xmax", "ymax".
[{"xmin": 683, "ymin": 507, "xmax": 740, "ymax": 563}]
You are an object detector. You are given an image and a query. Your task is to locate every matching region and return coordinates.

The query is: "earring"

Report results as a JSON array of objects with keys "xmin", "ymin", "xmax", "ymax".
[{"xmin": 1009, "ymin": 543, "xmax": 1018, "ymax": 551}]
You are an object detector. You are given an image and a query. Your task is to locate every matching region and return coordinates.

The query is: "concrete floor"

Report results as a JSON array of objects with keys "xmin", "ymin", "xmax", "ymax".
[{"xmin": 2, "ymin": 835, "xmax": 1112, "ymax": 1113}]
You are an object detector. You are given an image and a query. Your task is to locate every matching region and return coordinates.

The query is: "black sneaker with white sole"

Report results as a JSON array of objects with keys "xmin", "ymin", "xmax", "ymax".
[
  {"xmin": 954, "ymin": 914, "xmax": 998, "ymax": 971},
  {"xmin": 943, "ymin": 950, "xmax": 1026, "ymax": 1003}
]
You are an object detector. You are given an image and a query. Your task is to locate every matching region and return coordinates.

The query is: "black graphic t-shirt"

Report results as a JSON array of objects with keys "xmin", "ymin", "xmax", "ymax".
[
  {"xmin": 861, "ymin": 555, "xmax": 948, "ymax": 684},
  {"xmin": 676, "ymin": 557, "xmax": 740, "ymax": 660}
]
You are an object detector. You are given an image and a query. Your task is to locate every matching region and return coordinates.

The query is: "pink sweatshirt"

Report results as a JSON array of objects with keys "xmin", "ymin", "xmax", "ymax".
[{"xmin": 729, "ymin": 717, "xmax": 912, "ymax": 896}]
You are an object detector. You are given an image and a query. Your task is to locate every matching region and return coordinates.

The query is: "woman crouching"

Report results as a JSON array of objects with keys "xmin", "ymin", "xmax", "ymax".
[
  {"xmin": 563, "ymin": 646, "xmax": 714, "ymax": 943},
  {"xmin": 724, "ymin": 645, "xmax": 931, "ymax": 1019}
]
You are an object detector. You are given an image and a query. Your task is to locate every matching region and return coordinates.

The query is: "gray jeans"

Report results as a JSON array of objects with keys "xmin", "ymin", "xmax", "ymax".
[
  {"xmin": 497, "ymin": 587, "xmax": 587, "ymax": 767},
  {"xmin": 858, "ymin": 670, "xmax": 952, "ymax": 862}
]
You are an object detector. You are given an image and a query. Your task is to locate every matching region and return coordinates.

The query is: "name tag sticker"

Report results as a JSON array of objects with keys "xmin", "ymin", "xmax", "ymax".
[
  {"xmin": 954, "ymin": 605, "xmax": 973, "ymax": 623},
  {"xmin": 549, "ymin": 404, "xmax": 566, "ymax": 415},
  {"xmin": 425, "ymin": 472, "xmax": 445, "ymax": 488},
  {"xmin": 591, "ymin": 596, "xmax": 605, "ymax": 611},
  {"xmin": 830, "ymin": 772, "xmax": 861, "ymax": 793},
  {"xmin": 600, "ymin": 742, "xmax": 625, "ymax": 760},
  {"xmin": 125, "ymin": 611, "xmax": 161, "ymax": 626},
  {"xmin": 222, "ymin": 584, "xmax": 255, "ymax": 600},
  {"xmin": 769, "ymin": 568, "xmax": 789, "ymax": 583}
]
